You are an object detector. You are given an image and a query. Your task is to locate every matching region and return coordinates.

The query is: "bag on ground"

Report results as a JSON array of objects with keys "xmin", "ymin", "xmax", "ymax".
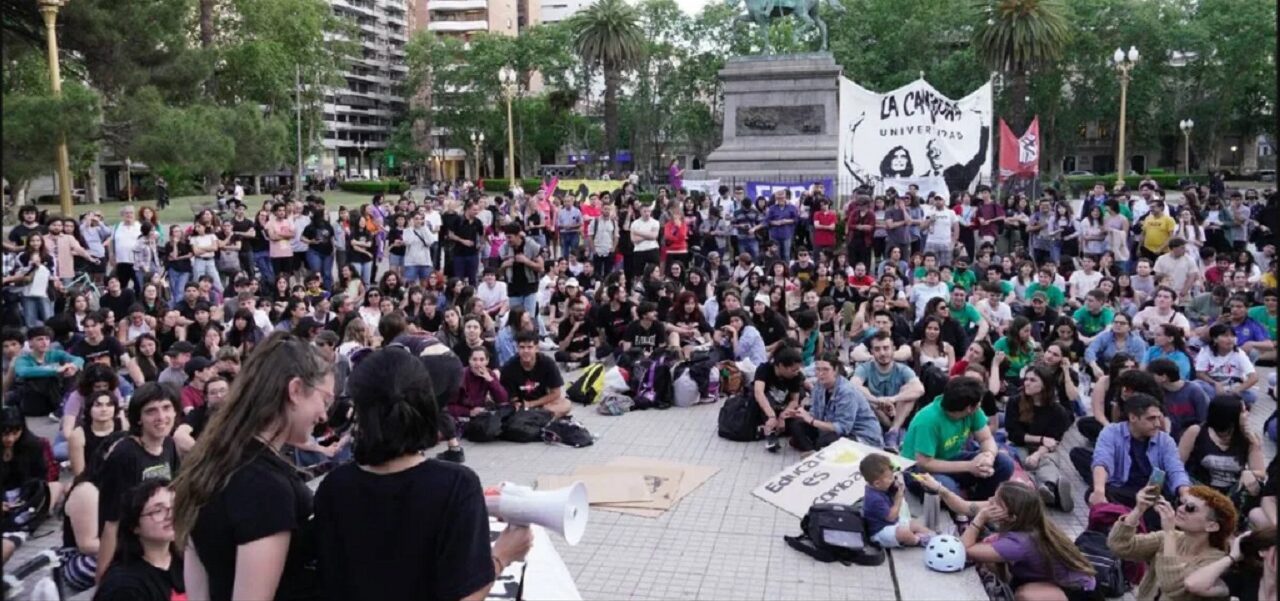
[
  {"xmin": 500, "ymin": 408, "xmax": 554, "ymax": 443},
  {"xmin": 542, "ymin": 418, "xmax": 594, "ymax": 448},
  {"xmin": 1073, "ymin": 530, "xmax": 1126, "ymax": 599},
  {"xmin": 783, "ymin": 502, "xmax": 884, "ymax": 566},
  {"xmin": 597, "ymin": 393, "xmax": 634, "ymax": 416},
  {"xmin": 567, "ymin": 363, "xmax": 607, "ymax": 405},
  {"xmin": 717, "ymin": 360, "xmax": 746, "ymax": 397},
  {"xmin": 717, "ymin": 393, "xmax": 763, "ymax": 441},
  {"xmin": 672, "ymin": 368, "xmax": 701, "ymax": 408},
  {"xmin": 462, "ymin": 406, "xmax": 512, "ymax": 443}
]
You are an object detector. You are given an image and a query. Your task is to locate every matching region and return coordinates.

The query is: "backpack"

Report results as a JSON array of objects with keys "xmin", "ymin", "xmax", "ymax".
[
  {"xmin": 500, "ymin": 408, "xmax": 554, "ymax": 443},
  {"xmin": 542, "ymin": 418, "xmax": 594, "ymax": 448},
  {"xmin": 632, "ymin": 354, "xmax": 674, "ymax": 410},
  {"xmin": 671, "ymin": 368, "xmax": 701, "ymax": 408},
  {"xmin": 462, "ymin": 405, "xmax": 513, "ymax": 443},
  {"xmin": 1073, "ymin": 530, "xmax": 1126, "ymax": 599},
  {"xmin": 566, "ymin": 363, "xmax": 607, "ymax": 405},
  {"xmin": 717, "ymin": 360, "xmax": 746, "ymax": 397},
  {"xmin": 783, "ymin": 502, "xmax": 885, "ymax": 566},
  {"xmin": 1085, "ymin": 503, "xmax": 1147, "ymax": 588},
  {"xmin": 717, "ymin": 393, "xmax": 763, "ymax": 441},
  {"xmin": 597, "ymin": 393, "xmax": 634, "ymax": 416}
]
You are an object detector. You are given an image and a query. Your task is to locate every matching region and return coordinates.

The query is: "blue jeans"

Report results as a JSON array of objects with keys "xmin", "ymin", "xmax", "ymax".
[
  {"xmin": 21, "ymin": 296, "xmax": 53, "ymax": 327},
  {"xmin": 1193, "ymin": 380, "xmax": 1257, "ymax": 407},
  {"xmin": 772, "ymin": 236, "xmax": 792, "ymax": 261},
  {"xmin": 453, "ymin": 254, "xmax": 480, "ymax": 285},
  {"xmin": 252, "ymin": 250, "xmax": 275, "ymax": 284},
  {"xmin": 167, "ymin": 269, "xmax": 191, "ymax": 307},
  {"xmin": 737, "ymin": 238, "xmax": 759, "ymax": 261},
  {"xmin": 191, "ymin": 257, "xmax": 223, "ymax": 294},
  {"xmin": 560, "ymin": 232, "xmax": 580, "ymax": 259},
  {"xmin": 351, "ymin": 261, "xmax": 372, "ymax": 285},
  {"xmin": 403, "ymin": 264, "xmax": 433, "ymax": 285},
  {"xmin": 305, "ymin": 250, "xmax": 334, "ymax": 290},
  {"xmin": 905, "ymin": 449, "xmax": 1015, "ymax": 501}
]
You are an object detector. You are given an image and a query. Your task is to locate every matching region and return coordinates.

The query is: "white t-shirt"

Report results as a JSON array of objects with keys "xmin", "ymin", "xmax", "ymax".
[
  {"xmin": 923, "ymin": 206, "xmax": 957, "ymax": 245},
  {"xmin": 477, "ymin": 281, "xmax": 508, "ymax": 312},
  {"xmin": 1153, "ymin": 253, "xmax": 1199, "ymax": 293},
  {"xmin": 22, "ymin": 263, "xmax": 50, "ymax": 298},
  {"xmin": 909, "ymin": 282, "xmax": 950, "ymax": 318},
  {"xmin": 1194, "ymin": 347, "xmax": 1255, "ymax": 385},
  {"xmin": 975, "ymin": 299, "xmax": 1012, "ymax": 330},
  {"xmin": 1068, "ymin": 270, "xmax": 1103, "ymax": 299},
  {"xmin": 630, "ymin": 217, "xmax": 660, "ymax": 252},
  {"xmin": 424, "ymin": 211, "xmax": 442, "ymax": 245},
  {"xmin": 112, "ymin": 222, "xmax": 143, "ymax": 263},
  {"xmin": 190, "ymin": 233, "xmax": 218, "ymax": 259}
]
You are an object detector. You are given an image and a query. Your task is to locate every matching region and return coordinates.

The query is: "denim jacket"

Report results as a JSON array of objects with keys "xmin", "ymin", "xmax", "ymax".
[{"xmin": 810, "ymin": 376, "xmax": 884, "ymax": 447}]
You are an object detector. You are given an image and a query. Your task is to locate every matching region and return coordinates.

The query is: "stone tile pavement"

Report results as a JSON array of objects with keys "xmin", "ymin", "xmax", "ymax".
[{"xmin": 8, "ymin": 367, "xmax": 1275, "ymax": 601}]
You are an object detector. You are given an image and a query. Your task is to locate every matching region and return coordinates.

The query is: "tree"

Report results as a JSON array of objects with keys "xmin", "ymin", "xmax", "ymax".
[
  {"xmin": 569, "ymin": 0, "xmax": 645, "ymax": 173},
  {"xmin": 973, "ymin": 0, "xmax": 1070, "ymax": 132}
]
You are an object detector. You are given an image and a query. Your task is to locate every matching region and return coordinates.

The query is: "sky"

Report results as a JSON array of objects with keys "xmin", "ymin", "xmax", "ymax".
[{"xmin": 675, "ymin": 0, "xmax": 713, "ymax": 14}]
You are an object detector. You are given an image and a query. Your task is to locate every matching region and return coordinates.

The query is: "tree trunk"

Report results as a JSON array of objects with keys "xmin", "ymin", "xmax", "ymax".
[
  {"xmin": 87, "ymin": 154, "xmax": 101, "ymax": 205},
  {"xmin": 604, "ymin": 65, "xmax": 620, "ymax": 175},
  {"xmin": 199, "ymin": 0, "xmax": 215, "ymax": 48},
  {"xmin": 1009, "ymin": 71, "xmax": 1029, "ymax": 134}
]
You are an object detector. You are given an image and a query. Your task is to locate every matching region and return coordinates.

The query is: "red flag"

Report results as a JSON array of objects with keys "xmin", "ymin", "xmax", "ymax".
[{"xmin": 998, "ymin": 117, "xmax": 1040, "ymax": 182}]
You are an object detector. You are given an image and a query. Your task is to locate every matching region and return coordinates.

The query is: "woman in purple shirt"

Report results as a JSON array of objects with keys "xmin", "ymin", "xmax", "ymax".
[{"xmin": 667, "ymin": 159, "xmax": 683, "ymax": 193}]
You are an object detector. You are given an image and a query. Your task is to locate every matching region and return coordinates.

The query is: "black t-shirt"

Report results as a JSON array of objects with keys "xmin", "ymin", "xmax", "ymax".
[
  {"xmin": 250, "ymin": 221, "xmax": 271, "ymax": 253},
  {"xmin": 190, "ymin": 440, "xmax": 317, "ymax": 601},
  {"xmin": 303, "ymin": 222, "xmax": 335, "ymax": 256},
  {"xmin": 98, "ymin": 437, "xmax": 180, "ymax": 523},
  {"xmin": 754, "ymin": 310, "xmax": 789, "ymax": 347},
  {"xmin": 314, "ymin": 460, "xmax": 494, "ymax": 601},
  {"xmin": 100, "ymin": 289, "xmax": 137, "ymax": 320},
  {"xmin": 557, "ymin": 317, "xmax": 595, "ymax": 354},
  {"xmin": 230, "ymin": 217, "xmax": 258, "ymax": 251},
  {"xmin": 500, "ymin": 354, "xmax": 564, "ymax": 404},
  {"xmin": 95, "ymin": 558, "xmax": 185, "ymax": 601},
  {"xmin": 507, "ymin": 242, "xmax": 538, "ymax": 297},
  {"xmin": 595, "ymin": 301, "xmax": 633, "ymax": 346},
  {"xmin": 386, "ymin": 226, "xmax": 406, "ymax": 257},
  {"xmin": 163, "ymin": 241, "xmax": 192, "ymax": 272},
  {"xmin": 69, "ymin": 336, "xmax": 126, "ymax": 368},
  {"xmin": 1021, "ymin": 306, "xmax": 1061, "ymax": 343},
  {"xmin": 754, "ymin": 361, "xmax": 804, "ymax": 410},
  {"xmin": 623, "ymin": 319, "xmax": 664, "ymax": 353},
  {"xmin": 7, "ymin": 223, "xmax": 42, "ymax": 248},
  {"xmin": 451, "ymin": 217, "xmax": 483, "ymax": 257},
  {"xmin": 417, "ymin": 310, "xmax": 443, "ymax": 333},
  {"xmin": 348, "ymin": 229, "xmax": 373, "ymax": 263}
]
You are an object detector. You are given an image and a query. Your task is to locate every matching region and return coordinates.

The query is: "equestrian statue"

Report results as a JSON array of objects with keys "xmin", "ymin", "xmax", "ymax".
[{"xmin": 725, "ymin": 0, "xmax": 846, "ymax": 53}]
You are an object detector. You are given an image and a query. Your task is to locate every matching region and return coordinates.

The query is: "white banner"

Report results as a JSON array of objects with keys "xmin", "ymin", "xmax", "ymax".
[
  {"xmin": 838, "ymin": 78, "xmax": 993, "ymax": 199},
  {"xmin": 752, "ymin": 438, "xmax": 915, "ymax": 518}
]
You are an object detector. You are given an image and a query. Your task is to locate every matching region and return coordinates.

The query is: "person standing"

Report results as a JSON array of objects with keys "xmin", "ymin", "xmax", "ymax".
[
  {"xmin": 764, "ymin": 190, "xmax": 800, "ymax": 262},
  {"xmin": 628, "ymin": 202, "xmax": 661, "ymax": 280},
  {"xmin": 500, "ymin": 224, "xmax": 545, "ymax": 320},
  {"xmin": 922, "ymin": 194, "xmax": 959, "ymax": 268},
  {"xmin": 302, "ymin": 210, "xmax": 336, "ymax": 290},
  {"xmin": 449, "ymin": 202, "xmax": 484, "ymax": 285},
  {"xmin": 110, "ymin": 206, "xmax": 144, "ymax": 291},
  {"xmin": 883, "ymin": 195, "xmax": 913, "ymax": 264},
  {"xmin": 556, "ymin": 197, "xmax": 583, "ymax": 260},
  {"xmin": 588, "ymin": 202, "xmax": 618, "ymax": 276}
]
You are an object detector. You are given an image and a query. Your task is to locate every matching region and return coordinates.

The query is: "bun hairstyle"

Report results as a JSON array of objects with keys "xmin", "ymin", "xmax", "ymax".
[{"xmin": 346, "ymin": 346, "xmax": 440, "ymax": 466}]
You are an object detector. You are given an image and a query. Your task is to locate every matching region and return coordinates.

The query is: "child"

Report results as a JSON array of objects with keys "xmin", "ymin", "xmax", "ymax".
[{"xmin": 860, "ymin": 453, "xmax": 934, "ymax": 548}]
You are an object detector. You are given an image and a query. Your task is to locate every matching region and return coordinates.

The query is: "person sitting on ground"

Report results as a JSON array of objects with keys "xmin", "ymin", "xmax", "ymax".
[
  {"xmin": 12, "ymin": 325, "xmax": 83, "ymax": 416},
  {"xmin": 179, "ymin": 357, "xmax": 216, "ymax": 415},
  {"xmin": 1149, "ymin": 358, "xmax": 1210, "ymax": 442},
  {"xmin": 1133, "ymin": 286, "xmax": 1193, "ymax": 341},
  {"xmin": 93, "ymin": 480, "xmax": 184, "ymax": 601},
  {"xmin": 1194, "ymin": 323, "xmax": 1260, "ymax": 407},
  {"xmin": 959, "ymin": 482, "xmax": 1097, "ymax": 601},
  {"xmin": 713, "ymin": 309, "xmax": 768, "ymax": 366},
  {"xmin": 59, "ymin": 431, "xmax": 128, "ymax": 595},
  {"xmin": 849, "ymin": 310, "xmax": 914, "ymax": 364},
  {"xmin": 68, "ymin": 390, "xmax": 125, "ymax": 478},
  {"xmin": 860, "ymin": 453, "xmax": 934, "ymax": 549},
  {"xmin": 1184, "ymin": 526, "xmax": 1277, "ymax": 601},
  {"xmin": 620, "ymin": 301, "xmax": 677, "ymax": 359},
  {"xmin": 754, "ymin": 347, "xmax": 805, "ymax": 453},
  {"xmin": 500, "ymin": 331, "xmax": 571, "ymax": 418},
  {"xmin": 1208, "ymin": 295, "xmax": 1274, "ymax": 362},
  {"xmin": 1107, "ymin": 484, "xmax": 1235, "ymax": 601},
  {"xmin": 555, "ymin": 296, "xmax": 596, "ymax": 368},
  {"xmin": 1006, "ymin": 365, "xmax": 1075, "ymax": 512},
  {"xmin": 493, "ymin": 306, "xmax": 536, "ymax": 367},
  {"xmin": 1072, "ymin": 289, "xmax": 1115, "ymax": 345},
  {"xmin": 783, "ymin": 352, "xmax": 883, "ymax": 453},
  {"xmin": 450, "ymin": 346, "xmax": 509, "ymax": 422},
  {"xmin": 1083, "ymin": 312, "xmax": 1147, "ymax": 380},
  {"xmin": 172, "ymin": 377, "xmax": 230, "ymax": 455},
  {"xmin": 0, "ymin": 405, "xmax": 60, "ymax": 521},
  {"xmin": 1071, "ymin": 393, "xmax": 1190, "ymax": 516},
  {"xmin": 851, "ymin": 331, "xmax": 925, "ymax": 450},
  {"xmin": 314, "ymin": 345, "xmax": 533, "ymax": 601},
  {"xmin": 901, "ymin": 376, "xmax": 1014, "ymax": 501},
  {"xmin": 1178, "ymin": 394, "xmax": 1267, "ymax": 504}
]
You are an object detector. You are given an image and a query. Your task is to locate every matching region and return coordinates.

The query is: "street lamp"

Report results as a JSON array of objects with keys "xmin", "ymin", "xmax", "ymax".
[
  {"xmin": 470, "ymin": 131, "xmax": 485, "ymax": 180},
  {"xmin": 125, "ymin": 157, "xmax": 132, "ymax": 201},
  {"xmin": 1231, "ymin": 145, "xmax": 1239, "ymax": 174},
  {"xmin": 356, "ymin": 140, "xmax": 369, "ymax": 178},
  {"xmin": 1179, "ymin": 119, "xmax": 1194, "ymax": 175},
  {"xmin": 499, "ymin": 66, "xmax": 518, "ymax": 186},
  {"xmin": 1112, "ymin": 45, "xmax": 1139, "ymax": 188},
  {"xmin": 39, "ymin": 0, "xmax": 74, "ymax": 216}
]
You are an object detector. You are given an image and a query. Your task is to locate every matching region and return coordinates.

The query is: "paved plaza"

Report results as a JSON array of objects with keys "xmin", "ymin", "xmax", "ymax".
[{"xmin": 11, "ymin": 364, "xmax": 1274, "ymax": 601}]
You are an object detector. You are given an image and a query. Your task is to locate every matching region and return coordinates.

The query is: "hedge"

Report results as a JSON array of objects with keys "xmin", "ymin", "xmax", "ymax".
[
  {"xmin": 338, "ymin": 179, "xmax": 408, "ymax": 194},
  {"xmin": 479, "ymin": 178, "xmax": 543, "ymax": 194},
  {"xmin": 1063, "ymin": 173, "xmax": 1208, "ymax": 191}
]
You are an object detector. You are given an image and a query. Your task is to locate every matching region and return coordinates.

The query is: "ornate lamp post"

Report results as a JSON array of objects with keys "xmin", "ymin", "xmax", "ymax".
[
  {"xmin": 1112, "ymin": 45, "xmax": 1139, "ymax": 188},
  {"xmin": 499, "ymin": 67, "xmax": 517, "ymax": 186},
  {"xmin": 470, "ymin": 131, "xmax": 485, "ymax": 180},
  {"xmin": 125, "ymin": 157, "xmax": 132, "ymax": 201},
  {"xmin": 1179, "ymin": 119, "xmax": 1194, "ymax": 174},
  {"xmin": 1230, "ymin": 145, "xmax": 1239, "ymax": 174},
  {"xmin": 39, "ymin": 0, "xmax": 74, "ymax": 215},
  {"xmin": 356, "ymin": 140, "xmax": 369, "ymax": 178}
]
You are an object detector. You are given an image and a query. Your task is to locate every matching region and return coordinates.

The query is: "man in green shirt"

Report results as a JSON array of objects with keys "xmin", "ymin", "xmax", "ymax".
[
  {"xmin": 947, "ymin": 287, "xmax": 989, "ymax": 342},
  {"xmin": 1024, "ymin": 267, "xmax": 1066, "ymax": 310},
  {"xmin": 984, "ymin": 266, "xmax": 1016, "ymax": 304},
  {"xmin": 1248, "ymin": 288, "xmax": 1277, "ymax": 363},
  {"xmin": 950, "ymin": 256, "xmax": 977, "ymax": 292},
  {"xmin": 1071, "ymin": 289, "xmax": 1115, "ymax": 343},
  {"xmin": 901, "ymin": 377, "xmax": 1012, "ymax": 501}
]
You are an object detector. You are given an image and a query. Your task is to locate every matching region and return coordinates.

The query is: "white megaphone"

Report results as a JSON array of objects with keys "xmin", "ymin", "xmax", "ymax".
[{"xmin": 485, "ymin": 481, "xmax": 589, "ymax": 546}]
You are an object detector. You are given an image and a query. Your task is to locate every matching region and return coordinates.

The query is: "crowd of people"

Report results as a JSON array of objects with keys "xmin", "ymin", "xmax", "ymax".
[{"xmin": 1, "ymin": 176, "xmax": 1277, "ymax": 601}]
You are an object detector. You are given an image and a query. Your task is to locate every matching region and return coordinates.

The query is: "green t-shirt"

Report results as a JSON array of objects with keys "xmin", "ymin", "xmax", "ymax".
[
  {"xmin": 993, "ymin": 336, "xmax": 1037, "ymax": 378},
  {"xmin": 1025, "ymin": 282, "xmax": 1065, "ymax": 310},
  {"xmin": 1248, "ymin": 306, "xmax": 1276, "ymax": 341},
  {"xmin": 900, "ymin": 394, "xmax": 988, "ymax": 462},
  {"xmin": 952, "ymin": 269, "xmax": 977, "ymax": 292},
  {"xmin": 950, "ymin": 301, "xmax": 983, "ymax": 332},
  {"xmin": 1072, "ymin": 305, "xmax": 1115, "ymax": 337}
]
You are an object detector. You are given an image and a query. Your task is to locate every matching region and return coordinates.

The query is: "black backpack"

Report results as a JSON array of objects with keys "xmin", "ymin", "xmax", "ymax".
[
  {"xmin": 784, "ymin": 502, "xmax": 885, "ymax": 566},
  {"xmin": 500, "ymin": 408, "xmax": 554, "ymax": 443},
  {"xmin": 1073, "ymin": 530, "xmax": 1126, "ymax": 599},
  {"xmin": 717, "ymin": 393, "xmax": 763, "ymax": 441},
  {"xmin": 541, "ymin": 418, "xmax": 594, "ymax": 448},
  {"xmin": 463, "ymin": 405, "xmax": 514, "ymax": 443}
]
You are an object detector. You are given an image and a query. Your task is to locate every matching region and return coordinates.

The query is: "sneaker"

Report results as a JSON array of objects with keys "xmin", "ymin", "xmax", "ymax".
[
  {"xmin": 1037, "ymin": 481, "xmax": 1055, "ymax": 508},
  {"xmin": 882, "ymin": 429, "xmax": 901, "ymax": 451},
  {"xmin": 765, "ymin": 433, "xmax": 781, "ymax": 453},
  {"xmin": 1053, "ymin": 479, "xmax": 1074, "ymax": 513},
  {"xmin": 48, "ymin": 412, "xmax": 60, "ymax": 423},
  {"xmin": 436, "ymin": 447, "xmax": 465, "ymax": 463}
]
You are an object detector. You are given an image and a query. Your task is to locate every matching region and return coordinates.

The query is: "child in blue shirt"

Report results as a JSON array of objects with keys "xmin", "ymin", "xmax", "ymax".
[{"xmin": 860, "ymin": 453, "xmax": 933, "ymax": 548}]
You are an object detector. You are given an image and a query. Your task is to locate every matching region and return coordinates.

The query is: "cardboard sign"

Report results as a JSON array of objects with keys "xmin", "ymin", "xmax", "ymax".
[
  {"xmin": 594, "ymin": 457, "xmax": 719, "ymax": 518},
  {"xmin": 574, "ymin": 465, "xmax": 683, "ymax": 510},
  {"xmin": 536, "ymin": 473, "xmax": 651, "ymax": 504},
  {"xmin": 751, "ymin": 439, "xmax": 915, "ymax": 518}
]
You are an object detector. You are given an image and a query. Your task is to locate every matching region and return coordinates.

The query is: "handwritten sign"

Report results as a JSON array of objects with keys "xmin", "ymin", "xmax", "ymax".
[{"xmin": 751, "ymin": 438, "xmax": 914, "ymax": 518}]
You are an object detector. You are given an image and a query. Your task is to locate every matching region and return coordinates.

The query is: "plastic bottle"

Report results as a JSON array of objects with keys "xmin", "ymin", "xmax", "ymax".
[{"xmin": 708, "ymin": 366, "xmax": 720, "ymax": 401}]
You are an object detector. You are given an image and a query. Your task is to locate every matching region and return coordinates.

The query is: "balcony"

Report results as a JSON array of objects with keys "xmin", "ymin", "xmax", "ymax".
[
  {"xmin": 427, "ymin": 20, "xmax": 488, "ymax": 32},
  {"xmin": 428, "ymin": 0, "xmax": 489, "ymax": 11}
]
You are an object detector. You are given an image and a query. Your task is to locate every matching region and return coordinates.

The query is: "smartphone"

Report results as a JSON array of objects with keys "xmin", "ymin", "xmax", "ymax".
[{"xmin": 1148, "ymin": 467, "xmax": 1165, "ymax": 488}]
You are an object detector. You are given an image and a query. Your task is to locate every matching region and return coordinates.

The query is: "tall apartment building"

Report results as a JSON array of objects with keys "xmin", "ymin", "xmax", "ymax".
[
  {"xmin": 539, "ymin": 0, "xmax": 590, "ymax": 24},
  {"xmin": 321, "ymin": 0, "xmax": 410, "ymax": 179}
]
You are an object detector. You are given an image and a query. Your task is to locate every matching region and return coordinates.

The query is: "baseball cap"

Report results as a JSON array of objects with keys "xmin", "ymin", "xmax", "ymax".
[
  {"xmin": 295, "ymin": 316, "xmax": 322, "ymax": 334},
  {"xmin": 754, "ymin": 293, "xmax": 771, "ymax": 305},
  {"xmin": 565, "ymin": 278, "xmax": 580, "ymax": 288},
  {"xmin": 165, "ymin": 341, "xmax": 197, "ymax": 356},
  {"xmin": 1031, "ymin": 291, "xmax": 1049, "ymax": 302},
  {"xmin": 184, "ymin": 357, "xmax": 214, "ymax": 379}
]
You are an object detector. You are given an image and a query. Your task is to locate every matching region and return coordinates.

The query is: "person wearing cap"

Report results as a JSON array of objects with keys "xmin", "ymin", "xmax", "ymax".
[
  {"xmin": 749, "ymin": 292, "xmax": 790, "ymax": 356},
  {"xmin": 181, "ymin": 357, "xmax": 217, "ymax": 414},
  {"xmin": 292, "ymin": 316, "xmax": 324, "ymax": 341},
  {"xmin": 1153, "ymin": 237, "xmax": 1201, "ymax": 300},
  {"xmin": 157, "ymin": 340, "xmax": 197, "ymax": 388}
]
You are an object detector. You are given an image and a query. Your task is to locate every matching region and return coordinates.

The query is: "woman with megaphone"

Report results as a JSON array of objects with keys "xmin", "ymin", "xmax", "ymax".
[{"xmin": 313, "ymin": 344, "xmax": 533, "ymax": 601}]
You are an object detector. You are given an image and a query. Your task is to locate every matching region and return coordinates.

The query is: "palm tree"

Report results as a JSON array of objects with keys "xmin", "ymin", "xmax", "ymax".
[
  {"xmin": 568, "ymin": 0, "xmax": 644, "ymax": 174},
  {"xmin": 973, "ymin": 0, "xmax": 1069, "ymax": 132}
]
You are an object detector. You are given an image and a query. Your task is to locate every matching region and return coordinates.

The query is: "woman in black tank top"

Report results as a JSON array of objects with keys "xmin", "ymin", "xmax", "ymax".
[
  {"xmin": 1178, "ymin": 394, "xmax": 1266, "ymax": 501},
  {"xmin": 68, "ymin": 392, "xmax": 125, "ymax": 478}
]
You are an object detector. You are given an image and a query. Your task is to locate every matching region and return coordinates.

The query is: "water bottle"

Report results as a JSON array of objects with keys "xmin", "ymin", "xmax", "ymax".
[{"xmin": 708, "ymin": 366, "xmax": 720, "ymax": 401}]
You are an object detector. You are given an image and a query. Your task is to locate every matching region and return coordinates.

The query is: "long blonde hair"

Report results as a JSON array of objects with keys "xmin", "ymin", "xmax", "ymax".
[{"xmin": 172, "ymin": 332, "xmax": 330, "ymax": 546}]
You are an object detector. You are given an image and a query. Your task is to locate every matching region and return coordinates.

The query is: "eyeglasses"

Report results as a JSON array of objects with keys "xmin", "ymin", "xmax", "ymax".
[
  {"xmin": 141, "ymin": 505, "xmax": 173, "ymax": 521},
  {"xmin": 1178, "ymin": 501, "xmax": 1200, "ymax": 514}
]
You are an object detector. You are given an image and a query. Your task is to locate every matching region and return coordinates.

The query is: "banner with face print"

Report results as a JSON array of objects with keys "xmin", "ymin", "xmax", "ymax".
[{"xmin": 838, "ymin": 78, "xmax": 993, "ymax": 199}]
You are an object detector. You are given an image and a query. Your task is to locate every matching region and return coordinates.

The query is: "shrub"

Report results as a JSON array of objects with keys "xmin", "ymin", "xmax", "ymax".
[
  {"xmin": 1063, "ymin": 173, "xmax": 1208, "ymax": 192},
  {"xmin": 479, "ymin": 178, "xmax": 542, "ymax": 194},
  {"xmin": 338, "ymin": 179, "xmax": 408, "ymax": 194}
]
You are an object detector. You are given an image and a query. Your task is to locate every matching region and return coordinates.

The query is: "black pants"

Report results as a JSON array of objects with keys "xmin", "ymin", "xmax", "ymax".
[
  {"xmin": 114, "ymin": 262, "xmax": 137, "ymax": 290},
  {"xmin": 1076, "ymin": 416, "xmax": 1104, "ymax": 445},
  {"xmin": 1069, "ymin": 446, "xmax": 1162, "ymax": 531},
  {"xmin": 631, "ymin": 249, "xmax": 659, "ymax": 279},
  {"xmin": 785, "ymin": 418, "xmax": 842, "ymax": 452},
  {"xmin": 847, "ymin": 242, "xmax": 872, "ymax": 271}
]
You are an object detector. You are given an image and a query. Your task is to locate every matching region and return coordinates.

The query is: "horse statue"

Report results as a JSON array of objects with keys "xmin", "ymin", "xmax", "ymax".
[{"xmin": 725, "ymin": 0, "xmax": 846, "ymax": 53}]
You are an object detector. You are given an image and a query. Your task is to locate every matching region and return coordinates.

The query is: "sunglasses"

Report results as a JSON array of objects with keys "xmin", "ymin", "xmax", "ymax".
[{"xmin": 1179, "ymin": 501, "xmax": 1201, "ymax": 514}]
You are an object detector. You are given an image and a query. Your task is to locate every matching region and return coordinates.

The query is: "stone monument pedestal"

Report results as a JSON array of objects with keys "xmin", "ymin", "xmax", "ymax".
[{"xmin": 704, "ymin": 53, "xmax": 840, "ymax": 180}]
